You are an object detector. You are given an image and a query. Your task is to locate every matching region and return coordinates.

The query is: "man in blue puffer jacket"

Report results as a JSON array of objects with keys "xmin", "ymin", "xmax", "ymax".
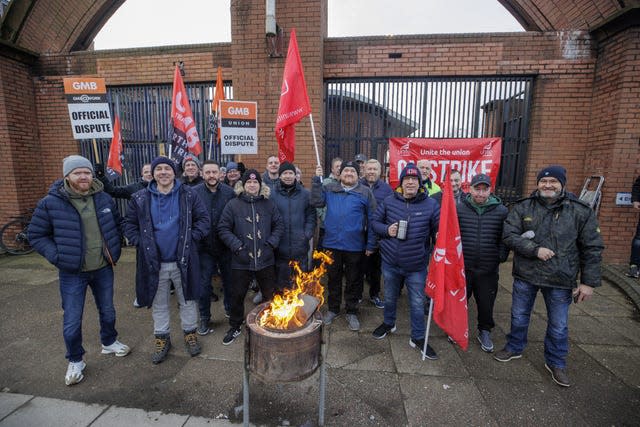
[
  {"xmin": 371, "ymin": 163, "xmax": 440, "ymax": 360},
  {"xmin": 311, "ymin": 160, "xmax": 377, "ymax": 332},
  {"xmin": 29, "ymin": 155, "xmax": 130, "ymax": 386}
]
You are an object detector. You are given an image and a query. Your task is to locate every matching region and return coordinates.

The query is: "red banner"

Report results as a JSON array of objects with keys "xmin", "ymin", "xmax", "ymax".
[
  {"xmin": 388, "ymin": 138, "xmax": 501, "ymax": 190},
  {"xmin": 425, "ymin": 166, "xmax": 469, "ymax": 350},
  {"xmin": 275, "ymin": 28, "xmax": 311, "ymax": 162},
  {"xmin": 170, "ymin": 65, "xmax": 201, "ymax": 164},
  {"xmin": 106, "ymin": 115, "xmax": 123, "ymax": 181}
]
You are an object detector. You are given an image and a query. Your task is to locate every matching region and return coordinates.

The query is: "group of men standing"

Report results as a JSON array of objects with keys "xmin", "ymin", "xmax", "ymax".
[{"xmin": 29, "ymin": 150, "xmax": 603, "ymax": 389}]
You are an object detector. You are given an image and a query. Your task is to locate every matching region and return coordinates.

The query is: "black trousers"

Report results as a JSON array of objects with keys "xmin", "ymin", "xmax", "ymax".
[
  {"xmin": 275, "ymin": 254, "xmax": 310, "ymax": 289},
  {"xmin": 229, "ymin": 267, "xmax": 277, "ymax": 329},
  {"xmin": 327, "ymin": 249, "xmax": 363, "ymax": 315},
  {"xmin": 466, "ymin": 269, "xmax": 499, "ymax": 331},
  {"xmin": 361, "ymin": 250, "xmax": 382, "ymax": 298}
]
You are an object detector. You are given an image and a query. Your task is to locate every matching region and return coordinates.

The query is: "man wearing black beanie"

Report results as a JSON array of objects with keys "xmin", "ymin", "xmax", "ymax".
[{"xmin": 496, "ymin": 165, "xmax": 604, "ymax": 388}]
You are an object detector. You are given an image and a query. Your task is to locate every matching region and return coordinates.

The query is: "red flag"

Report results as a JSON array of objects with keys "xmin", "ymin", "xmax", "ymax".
[
  {"xmin": 106, "ymin": 115, "xmax": 123, "ymax": 181},
  {"xmin": 425, "ymin": 166, "xmax": 469, "ymax": 350},
  {"xmin": 170, "ymin": 65, "xmax": 201, "ymax": 164},
  {"xmin": 212, "ymin": 66, "xmax": 225, "ymax": 144},
  {"xmin": 275, "ymin": 28, "xmax": 311, "ymax": 162}
]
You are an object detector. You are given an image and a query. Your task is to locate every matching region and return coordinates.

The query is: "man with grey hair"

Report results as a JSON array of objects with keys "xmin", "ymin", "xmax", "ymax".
[{"xmin": 29, "ymin": 155, "xmax": 130, "ymax": 386}]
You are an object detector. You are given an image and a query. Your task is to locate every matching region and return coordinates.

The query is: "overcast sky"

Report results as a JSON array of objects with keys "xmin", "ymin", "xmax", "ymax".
[{"xmin": 93, "ymin": 0, "xmax": 523, "ymax": 50}]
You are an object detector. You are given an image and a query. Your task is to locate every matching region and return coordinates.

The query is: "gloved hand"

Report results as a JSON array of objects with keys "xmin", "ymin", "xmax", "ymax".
[{"xmin": 94, "ymin": 163, "xmax": 105, "ymax": 178}]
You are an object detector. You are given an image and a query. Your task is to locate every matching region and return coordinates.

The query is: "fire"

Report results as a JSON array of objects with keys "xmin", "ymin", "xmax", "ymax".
[{"xmin": 258, "ymin": 250, "xmax": 333, "ymax": 330}]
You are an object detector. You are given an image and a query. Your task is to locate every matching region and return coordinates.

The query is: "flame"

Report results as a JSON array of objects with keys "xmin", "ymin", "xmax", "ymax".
[{"xmin": 258, "ymin": 250, "xmax": 333, "ymax": 330}]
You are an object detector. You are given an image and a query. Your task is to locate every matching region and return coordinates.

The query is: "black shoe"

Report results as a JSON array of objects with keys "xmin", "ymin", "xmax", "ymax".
[
  {"xmin": 184, "ymin": 330, "xmax": 202, "ymax": 357},
  {"xmin": 197, "ymin": 319, "xmax": 213, "ymax": 336},
  {"xmin": 222, "ymin": 327, "xmax": 241, "ymax": 345},
  {"xmin": 409, "ymin": 337, "xmax": 438, "ymax": 360},
  {"xmin": 545, "ymin": 363, "xmax": 570, "ymax": 387},
  {"xmin": 152, "ymin": 334, "xmax": 171, "ymax": 364},
  {"xmin": 627, "ymin": 265, "xmax": 639, "ymax": 278},
  {"xmin": 372, "ymin": 323, "xmax": 396, "ymax": 339},
  {"xmin": 494, "ymin": 348, "xmax": 522, "ymax": 362}
]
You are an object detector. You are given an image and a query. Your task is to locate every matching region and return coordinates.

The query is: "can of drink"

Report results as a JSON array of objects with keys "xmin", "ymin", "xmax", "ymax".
[{"xmin": 397, "ymin": 220, "xmax": 408, "ymax": 240}]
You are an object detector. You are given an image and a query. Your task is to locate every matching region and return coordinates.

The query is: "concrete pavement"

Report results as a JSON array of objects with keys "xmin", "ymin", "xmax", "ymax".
[{"xmin": 1, "ymin": 248, "xmax": 640, "ymax": 426}]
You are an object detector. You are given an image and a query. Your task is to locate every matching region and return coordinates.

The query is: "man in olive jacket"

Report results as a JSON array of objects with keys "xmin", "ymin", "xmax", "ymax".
[{"xmin": 494, "ymin": 166, "xmax": 604, "ymax": 388}]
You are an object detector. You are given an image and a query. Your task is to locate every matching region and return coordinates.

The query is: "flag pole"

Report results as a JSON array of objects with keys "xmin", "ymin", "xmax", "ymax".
[
  {"xmin": 422, "ymin": 298, "xmax": 434, "ymax": 361},
  {"xmin": 309, "ymin": 113, "xmax": 321, "ymax": 166}
]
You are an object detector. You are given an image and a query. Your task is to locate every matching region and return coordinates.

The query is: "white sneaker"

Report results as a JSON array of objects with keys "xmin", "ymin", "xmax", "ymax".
[
  {"xmin": 252, "ymin": 291, "xmax": 263, "ymax": 304},
  {"xmin": 101, "ymin": 340, "xmax": 131, "ymax": 357},
  {"xmin": 65, "ymin": 361, "xmax": 86, "ymax": 386}
]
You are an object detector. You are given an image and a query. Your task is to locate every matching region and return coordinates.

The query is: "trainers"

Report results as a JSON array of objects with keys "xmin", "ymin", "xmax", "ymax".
[
  {"xmin": 370, "ymin": 296, "xmax": 384, "ymax": 309},
  {"xmin": 372, "ymin": 323, "xmax": 396, "ymax": 339},
  {"xmin": 494, "ymin": 348, "xmax": 522, "ymax": 362},
  {"xmin": 222, "ymin": 327, "xmax": 241, "ymax": 345},
  {"xmin": 345, "ymin": 314, "xmax": 360, "ymax": 331},
  {"xmin": 133, "ymin": 298, "xmax": 141, "ymax": 308},
  {"xmin": 409, "ymin": 337, "xmax": 438, "ymax": 360},
  {"xmin": 184, "ymin": 330, "xmax": 201, "ymax": 356},
  {"xmin": 197, "ymin": 319, "xmax": 213, "ymax": 336},
  {"xmin": 477, "ymin": 330, "xmax": 494, "ymax": 353},
  {"xmin": 545, "ymin": 363, "xmax": 570, "ymax": 387},
  {"xmin": 627, "ymin": 265, "xmax": 639, "ymax": 279},
  {"xmin": 323, "ymin": 311, "xmax": 339, "ymax": 325},
  {"xmin": 64, "ymin": 361, "xmax": 86, "ymax": 386},
  {"xmin": 152, "ymin": 334, "xmax": 171, "ymax": 364},
  {"xmin": 252, "ymin": 291, "xmax": 263, "ymax": 305},
  {"xmin": 101, "ymin": 340, "xmax": 131, "ymax": 357}
]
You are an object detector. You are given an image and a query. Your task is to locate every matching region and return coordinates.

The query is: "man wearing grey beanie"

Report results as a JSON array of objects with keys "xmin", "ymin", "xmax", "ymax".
[{"xmin": 28, "ymin": 154, "xmax": 130, "ymax": 386}]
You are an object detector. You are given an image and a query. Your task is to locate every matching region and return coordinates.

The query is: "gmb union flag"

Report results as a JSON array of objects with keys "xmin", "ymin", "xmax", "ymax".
[{"xmin": 170, "ymin": 65, "xmax": 201, "ymax": 166}]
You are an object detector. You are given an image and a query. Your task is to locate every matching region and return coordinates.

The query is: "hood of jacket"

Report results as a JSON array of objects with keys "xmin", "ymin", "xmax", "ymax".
[{"xmin": 234, "ymin": 181, "xmax": 271, "ymax": 200}]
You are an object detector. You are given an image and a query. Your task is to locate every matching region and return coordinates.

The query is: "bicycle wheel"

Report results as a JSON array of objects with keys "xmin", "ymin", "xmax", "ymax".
[{"xmin": 0, "ymin": 218, "xmax": 34, "ymax": 255}]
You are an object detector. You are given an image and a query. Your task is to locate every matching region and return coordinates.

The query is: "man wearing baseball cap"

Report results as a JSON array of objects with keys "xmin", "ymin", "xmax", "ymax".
[
  {"xmin": 495, "ymin": 165, "xmax": 604, "ymax": 387},
  {"xmin": 456, "ymin": 173, "xmax": 508, "ymax": 353},
  {"xmin": 29, "ymin": 155, "xmax": 130, "ymax": 386}
]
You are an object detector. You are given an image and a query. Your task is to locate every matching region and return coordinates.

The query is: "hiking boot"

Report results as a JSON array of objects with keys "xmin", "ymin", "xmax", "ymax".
[
  {"xmin": 372, "ymin": 323, "xmax": 396, "ymax": 339},
  {"xmin": 65, "ymin": 360, "xmax": 86, "ymax": 386},
  {"xmin": 323, "ymin": 311, "xmax": 339, "ymax": 325},
  {"xmin": 152, "ymin": 334, "xmax": 171, "ymax": 364},
  {"xmin": 346, "ymin": 314, "xmax": 360, "ymax": 331},
  {"xmin": 477, "ymin": 330, "xmax": 494, "ymax": 353},
  {"xmin": 252, "ymin": 291, "xmax": 263, "ymax": 305},
  {"xmin": 184, "ymin": 330, "xmax": 201, "ymax": 357},
  {"xmin": 197, "ymin": 319, "xmax": 213, "ymax": 336},
  {"xmin": 409, "ymin": 337, "xmax": 438, "ymax": 360},
  {"xmin": 545, "ymin": 363, "xmax": 570, "ymax": 387},
  {"xmin": 494, "ymin": 348, "xmax": 522, "ymax": 362},
  {"xmin": 627, "ymin": 265, "xmax": 639, "ymax": 279},
  {"xmin": 101, "ymin": 340, "xmax": 131, "ymax": 357},
  {"xmin": 370, "ymin": 296, "xmax": 384, "ymax": 309},
  {"xmin": 222, "ymin": 327, "xmax": 241, "ymax": 345}
]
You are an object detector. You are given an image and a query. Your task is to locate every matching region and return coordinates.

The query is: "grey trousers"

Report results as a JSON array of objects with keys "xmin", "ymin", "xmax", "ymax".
[{"xmin": 152, "ymin": 262, "xmax": 198, "ymax": 334}]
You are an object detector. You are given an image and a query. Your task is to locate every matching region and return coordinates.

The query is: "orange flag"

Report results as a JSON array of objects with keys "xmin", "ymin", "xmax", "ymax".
[
  {"xmin": 106, "ymin": 115, "xmax": 123, "ymax": 181},
  {"xmin": 425, "ymin": 166, "xmax": 469, "ymax": 350},
  {"xmin": 212, "ymin": 66, "xmax": 225, "ymax": 143},
  {"xmin": 170, "ymin": 65, "xmax": 201, "ymax": 164},
  {"xmin": 275, "ymin": 29, "xmax": 311, "ymax": 162}
]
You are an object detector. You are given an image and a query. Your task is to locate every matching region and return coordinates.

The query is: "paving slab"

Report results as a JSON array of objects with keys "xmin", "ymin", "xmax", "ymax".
[
  {"xmin": 0, "ymin": 397, "xmax": 106, "ymax": 427},
  {"xmin": 0, "ymin": 393, "xmax": 32, "ymax": 421},
  {"xmin": 91, "ymin": 406, "xmax": 188, "ymax": 426}
]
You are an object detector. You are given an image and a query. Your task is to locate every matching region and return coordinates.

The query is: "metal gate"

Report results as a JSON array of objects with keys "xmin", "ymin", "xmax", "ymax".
[{"xmin": 324, "ymin": 76, "xmax": 534, "ymax": 202}]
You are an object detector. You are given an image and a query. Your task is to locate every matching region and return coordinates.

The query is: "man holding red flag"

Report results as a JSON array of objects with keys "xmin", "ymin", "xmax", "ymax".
[
  {"xmin": 170, "ymin": 65, "xmax": 202, "ymax": 166},
  {"xmin": 425, "ymin": 166, "xmax": 469, "ymax": 353},
  {"xmin": 371, "ymin": 163, "xmax": 440, "ymax": 359},
  {"xmin": 275, "ymin": 29, "xmax": 311, "ymax": 163}
]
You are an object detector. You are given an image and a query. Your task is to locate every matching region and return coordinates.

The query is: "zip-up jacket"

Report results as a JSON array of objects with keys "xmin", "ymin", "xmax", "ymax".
[
  {"xmin": 270, "ymin": 181, "xmax": 316, "ymax": 261},
  {"xmin": 503, "ymin": 191, "xmax": 604, "ymax": 289},
  {"xmin": 193, "ymin": 182, "xmax": 235, "ymax": 256},
  {"xmin": 28, "ymin": 179, "xmax": 122, "ymax": 273}
]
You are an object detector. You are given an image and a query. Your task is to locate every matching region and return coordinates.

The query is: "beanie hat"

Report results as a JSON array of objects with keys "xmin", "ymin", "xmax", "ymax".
[
  {"xmin": 340, "ymin": 160, "xmax": 360, "ymax": 176},
  {"xmin": 226, "ymin": 161, "xmax": 238, "ymax": 171},
  {"xmin": 241, "ymin": 169, "xmax": 262, "ymax": 187},
  {"xmin": 398, "ymin": 163, "xmax": 422, "ymax": 184},
  {"xmin": 63, "ymin": 155, "xmax": 93, "ymax": 177},
  {"xmin": 537, "ymin": 165, "xmax": 566, "ymax": 187},
  {"xmin": 278, "ymin": 161, "xmax": 296, "ymax": 176},
  {"xmin": 151, "ymin": 156, "xmax": 177, "ymax": 175},
  {"xmin": 182, "ymin": 155, "xmax": 201, "ymax": 169}
]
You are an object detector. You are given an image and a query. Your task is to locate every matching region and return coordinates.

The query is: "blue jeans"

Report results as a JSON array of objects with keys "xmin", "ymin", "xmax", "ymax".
[
  {"xmin": 59, "ymin": 266, "xmax": 118, "ymax": 362},
  {"xmin": 505, "ymin": 279, "xmax": 572, "ymax": 368},
  {"xmin": 382, "ymin": 262, "xmax": 426, "ymax": 340}
]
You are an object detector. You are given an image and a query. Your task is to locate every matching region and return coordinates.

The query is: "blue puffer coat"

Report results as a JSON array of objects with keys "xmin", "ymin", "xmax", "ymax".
[
  {"xmin": 28, "ymin": 179, "xmax": 122, "ymax": 272},
  {"xmin": 371, "ymin": 190, "xmax": 440, "ymax": 272},
  {"xmin": 123, "ymin": 181, "xmax": 210, "ymax": 307},
  {"xmin": 270, "ymin": 181, "xmax": 317, "ymax": 260}
]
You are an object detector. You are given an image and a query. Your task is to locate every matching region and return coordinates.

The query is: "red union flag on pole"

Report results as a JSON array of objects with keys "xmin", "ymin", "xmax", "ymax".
[
  {"xmin": 212, "ymin": 66, "xmax": 225, "ymax": 144},
  {"xmin": 106, "ymin": 115, "xmax": 123, "ymax": 181},
  {"xmin": 170, "ymin": 65, "xmax": 201, "ymax": 164},
  {"xmin": 275, "ymin": 28, "xmax": 311, "ymax": 162},
  {"xmin": 425, "ymin": 166, "xmax": 469, "ymax": 350}
]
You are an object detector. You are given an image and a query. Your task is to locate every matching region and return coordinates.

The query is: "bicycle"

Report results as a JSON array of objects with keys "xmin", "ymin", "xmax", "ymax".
[{"xmin": 1, "ymin": 209, "xmax": 34, "ymax": 255}]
